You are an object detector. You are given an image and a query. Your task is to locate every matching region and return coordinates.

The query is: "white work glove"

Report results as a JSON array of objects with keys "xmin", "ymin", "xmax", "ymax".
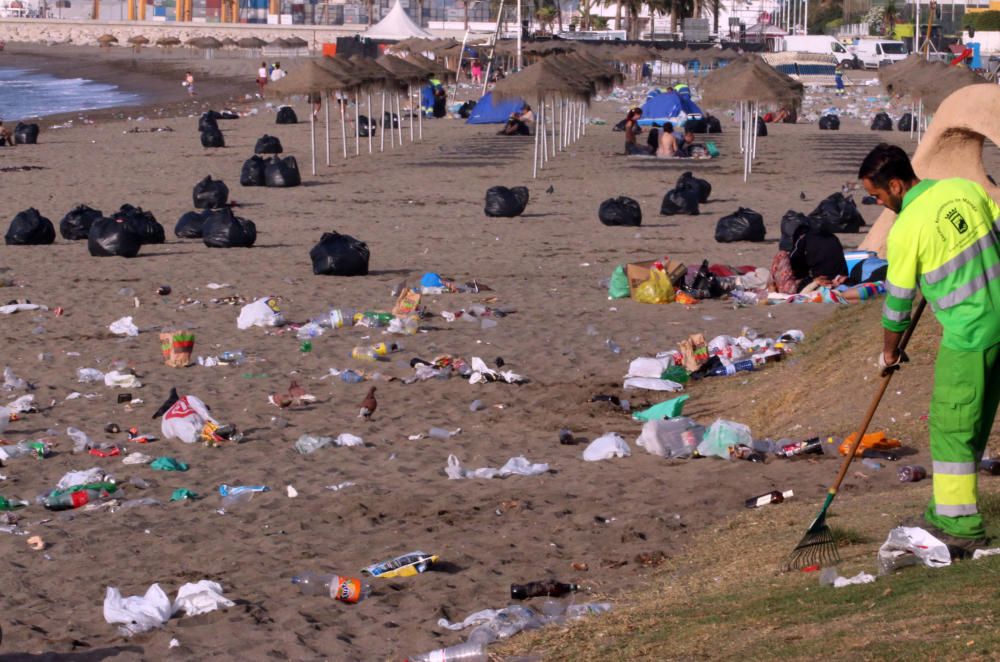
[{"xmin": 878, "ymin": 350, "xmax": 908, "ymax": 376}]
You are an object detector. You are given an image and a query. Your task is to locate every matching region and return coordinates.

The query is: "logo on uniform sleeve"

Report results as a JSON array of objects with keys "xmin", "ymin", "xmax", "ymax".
[{"xmin": 946, "ymin": 208, "xmax": 968, "ymax": 234}]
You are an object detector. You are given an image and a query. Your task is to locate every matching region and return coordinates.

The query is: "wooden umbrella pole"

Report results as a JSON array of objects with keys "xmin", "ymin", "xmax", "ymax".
[
  {"xmin": 310, "ymin": 105, "xmax": 316, "ymax": 176},
  {"xmin": 751, "ymin": 100, "xmax": 759, "ymax": 166},
  {"xmin": 380, "ymin": 91, "xmax": 386, "ymax": 152},
  {"xmin": 340, "ymin": 91, "xmax": 348, "ymax": 159},
  {"xmin": 408, "ymin": 85, "xmax": 414, "ymax": 143},
  {"xmin": 533, "ymin": 95, "xmax": 540, "ymax": 178},
  {"xmin": 325, "ymin": 90, "xmax": 331, "ymax": 166},
  {"xmin": 367, "ymin": 93, "xmax": 373, "ymax": 154},
  {"xmin": 355, "ymin": 92, "xmax": 360, "ymax": 156}
]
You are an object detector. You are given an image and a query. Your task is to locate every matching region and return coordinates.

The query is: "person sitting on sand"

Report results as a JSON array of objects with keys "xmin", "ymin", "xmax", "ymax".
[
  {"xmin": 499, "ymin": 111, "xmax": 531, "ymax": 136},
  {"xmin": 519, "ymin": 104, "xmax": 534, "ymax": 123},
  {"xmin": 624, "ymin": 108, "xmax": 651, "ymax": 155},
  {"xmin": 676, "ymin": 129, "xmax": 709, "ymax": 158},
  {"xmin": 0, "ymin": 120, "xmax": 13, "ymax": 147},
  {"xmin": 657, "ymin": 121, "xmax": 678, "ymax": 157},
  {"xmin": 771, "ymin": 223, "xmax": 849, "ymax": 294}
]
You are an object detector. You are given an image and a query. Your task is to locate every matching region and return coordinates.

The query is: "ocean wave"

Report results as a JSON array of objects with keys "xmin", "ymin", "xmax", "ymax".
[{"xmin": 0, "ymin": 67, "xmax": 143, "ymax": 119}]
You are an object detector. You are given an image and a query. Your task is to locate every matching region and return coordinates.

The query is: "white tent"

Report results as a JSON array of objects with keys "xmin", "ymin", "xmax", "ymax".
[{"xmin": 363, "ymin": 0, "xmax": 433, "ymax": 40}]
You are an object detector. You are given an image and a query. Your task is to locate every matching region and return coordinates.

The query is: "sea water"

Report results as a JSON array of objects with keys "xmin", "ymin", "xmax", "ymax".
[{"xmin": 0, "ymin": 67, "xmax": 142, "ymax": 119}]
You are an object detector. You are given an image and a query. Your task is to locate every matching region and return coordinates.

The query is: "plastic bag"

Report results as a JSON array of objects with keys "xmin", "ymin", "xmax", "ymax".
[
  {"xmin": 240, "ymin": 155, "xmax": 266, "ymax": 187},
  {"xmin": 310, "ymin": 232, "xmax": 370, "ymax": 276},
  {"xmin": 254, "ymin": 134, "xmax": 283, "ymax": 154},
  {"xmin": 275, "ymin": 106, "xmax": 298, "ymax": 124},
  {"xmin": 705, "ymin": 115, "xmax": 722, "ymax": 133},
  {"xmin": 103, "ymin": 584, "xmax": 172, "ymax": 637},
  {"xmin": 264, "ymin": 156, "xmax": 301, "ymax": 187},
  {"xmin": 878, "ymin": 526, "xmax": 951, "ymax": 574},
  {"xmin": 484, "ymin": 186, "xmax": 529, "ymax": 217},
  {"xmin": 88, "ymin": 217, "xmax": 141, "ymax": 257},
  {"xmin": 445, "ymin": 454, "xmax": 549, "ymax": 479},
  {"xmin": 192, "ymin": 175, "xmax": 229, "ymax": 209},
  {"xmin": 109, "ymin": 316, "xmax": 139, "ymax": 336},
  {"xmin": 5, "ymin": 208, "xmax": 55, "ymax": 246},
  {"xmin": 160, "ymin": 394, "xmax": 218, "ymax": 444},
  {"xmin": 598, "ymin": 196, "xmax": 641, "ymax": 226},
  {"xmin": 818, "ymin": 114, "xmax": 840, "ymax": 130},
  {"xmin": 675, "ymin": 171, "xmax": 712, "ymax": 203},
  {"xmin": 897, "ymin": 112, "xmax": 912, "ymax": 132},
  {"xmin": 715, "ymin": 207, "xmax": 766, "ymax": 243},
  {"xmin": 659, "ymin": 187, "xmax": 700, "ymax": 216},
  {"xmin": 633, "ymin": 268, "xmax": 675, "ymax": 304},
  {"xmin": 357, "ymin": 114, "xmax": 377, "ymax": 137},
  {"xmin": 583, "ymin": 433, "xmax": 631, "ymax": 461},
  {"xmin": 697, "ymin": 419, "xmax": 752, "ymax": 459},
  {"xmin": 780, "ymin": 210, "xmax": 810, "ymax": 251},
  {"xmin": 200, "ymin": 126, "xmax": 225, "ymax": 148},
  {"xmin": 635, "ymin": 416, "xmax": 700, "ymax": 458},
  {"xmin": 175, "ymin": 210, "xmax": 207, "ymax": 238},
  {"xmin": 117, "ymin": 204, "xmax": 164, "ymax": 245},
  {"xmin": 60, "ymin": 204, "xmax": 103, "ymax": 240},
  {"xmin": 237, "ymin": 297, "xmax": 286, "ymax": 330},
  {"xmin": 172, "ymin": 580, "xmax": 234, "ymax": 616},
  {"xmin": 202, "ymin": 208, "xmax": 257, "ymax": 248},
  {"xmin": 608, "ymin": 265, "xmax": 630, "ymax": 299},
  {"xmin": 14, "ymin": 122, "xmax": 39, "ymax": 144},
  {"xmin": 871, "ymin": 112, "xmax": 893, "ymax": 131},
  {"xmin": 809, "ymin": 192, "xmax": 865, "ymax": 234}
]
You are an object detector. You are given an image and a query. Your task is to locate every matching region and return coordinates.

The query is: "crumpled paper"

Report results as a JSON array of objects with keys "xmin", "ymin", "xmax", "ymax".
[
  {"xmin": 172, "ymin": 580, "xmax": 235, "ymax": 616},
  {"xmin": 109, "ymin": 316, "xmax": 139, "ymax": 337},
  {"xmin": 468, "ymin": 357, "xmax": 525, "ymax": 385},
  {"xmin": 445, "ymin": 454, "xmax": 549, "ymax": 479}
]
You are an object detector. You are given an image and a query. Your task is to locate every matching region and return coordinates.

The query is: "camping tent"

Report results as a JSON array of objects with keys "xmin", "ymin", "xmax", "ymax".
[
  {"xmin": 466, "ymin": 91, "xmax": 526, "ymax": 124},
  {"xmin": 364, "ymin": 0, "xmax": 433, "ymax": 40},
  {"xmin": 637, "ymin": 89, "xmax": 703, "ymax": 126}
]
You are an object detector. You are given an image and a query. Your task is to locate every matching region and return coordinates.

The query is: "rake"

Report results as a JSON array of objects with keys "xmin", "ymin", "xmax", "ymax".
[{"xmin": 783, "ymin": 297, "xmax": 927, "ymax": 572}]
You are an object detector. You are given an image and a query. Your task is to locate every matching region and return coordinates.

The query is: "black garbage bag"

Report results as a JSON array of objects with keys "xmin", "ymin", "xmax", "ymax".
[
  {"xmin": 779, "ymin": 210, "xmax": 811, "ymax": 251},
  {"xmin": 264, "ymin": 156, "xmax": 301, "ymax": 188},
  {"xmin": 175, "ymin": 210, "xmax": 208, "ymax": 238},
  {"xmin": 202, "ymin": 208, "xmax": 257, "ymax": 248},
  {"xmin": 705, "ymin": 115, "xmax": 722, "ymax": 133},
  {"xmin": 715, "ymin": 207, "xmax": 766, "ymax": 242},
  {"xmin": 14, "ymin": 122, "xmax": 39, "ymax": 145},
  {"xmin": 659, "ymin": 187, "xmax": 700, "ymax": 216},
  {"xmin": 240, "ymin": 155, "xmax": 266, "ymax": 187},
  {"xmin": 5, "ymin": 208, "xmax": 55, "ymax": 245},
  {"xmin": 684, "ymin": 117, "xmax": 708, "ymax": 133},
  {"xmin": 458, "ymin": 101, "xmax": 476, "ymax": 119},
  {"xmin": 192, "ymin": 175, "xmax": 230, "ymax": 209},
  {"xmin": 357, "ymin": 115, "xmax": 377, "ymax": 137},
  {"xmin": 276, "ymin": 106, "xmax": 298, "ymax": 124},
  {"xmin": 756, "ymin": 117, "xmax": 767, "ymax": 137},
  {"xmin": 116, "ymin": 204, "xmax": 165, "ymax": 244},
  {"xmin": 88, "ymin": 217, "xmax": 142, "ymax": 257},
  {"xmin": 484, "ymin": 186, "xmax": 529, "ymax": 217},
  {"xmin": 808, "ymin": 192, "xmax": 866, "ymax": 233},
  {"xmin": 684, "ymin": 259, "xmax": 725, "ymax": 300},
  {"xmin": 59, "ymin": 204, "xmax": 103, "ymax": 240},
  {"xmin": 201, "ymin": 127, "xmax": 225, "ymax": 148},
  {"xmin": 871, "ymin": 112, "xmax": 893, "ymax": 131},
  {"xmin": 310, "ymin": 232, "xmax": 370, "ymax": 276},
  {"xmin": 598, "ymin": 197, "xmax": 642, "ymax": 227},
  {"xmin": 818, "ymin": 114, "xmax": 840, "ymax": 130},
  {"xmin": 383, "ymin": 112, "xmax": 400, "ymax": 129},
  {"xmin": 675, "ymin": 171, "xmax": 712, "ymax": 203},
  {"xmin": 218, "ymin": 111, "xmax": 239, "ymax": 120},
  {"xmin": 897, "ymin": 112, "xmax": 912, "ymax": 132},
  {"xmin": 198, "ymin": 112, "xmax": 219, "ymax": 133},
  {"xmin": 255, "ymin": 134, "xmax": 283, "ymax": 154}
]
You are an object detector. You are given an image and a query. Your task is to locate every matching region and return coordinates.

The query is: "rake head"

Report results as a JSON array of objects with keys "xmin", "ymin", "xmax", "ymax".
[{"xmin": 783, "ymin": 515, "xmax": 841, "ymax": 572}]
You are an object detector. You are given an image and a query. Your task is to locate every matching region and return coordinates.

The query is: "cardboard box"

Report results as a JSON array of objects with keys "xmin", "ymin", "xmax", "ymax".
[{"xmin": 626, "ymin": 259, "xmax": 686, "ymax": 295}]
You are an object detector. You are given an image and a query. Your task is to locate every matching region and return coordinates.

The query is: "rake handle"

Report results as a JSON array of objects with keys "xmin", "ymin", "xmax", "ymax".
[{"xmin": 827, "ymin": 297, "xmax": 928, "ymax": 495}]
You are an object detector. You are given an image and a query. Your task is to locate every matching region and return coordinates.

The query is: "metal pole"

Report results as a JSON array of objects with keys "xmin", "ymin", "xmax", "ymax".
[
  {"xmin": 409, "ymin": 85, "xmax": 415, "ymax": 143},
  {"xmin": 355, "ymin": 93, "xmax": 360, "ymax": 155},
  {"xmin": 483, "ymin": 0, "xmax": 505, "ymax": 96},
  {"xmin": 310, "ymin": 108, "xmax": 316, "ymax": 175},
  {"xmin": 380, "ymin": 91, "xmax": 386, "ymax": 152},
  {"xmin": 516, "ymin": 0, "xmax": 522, "ymax": 71},
  {"xmin": 341, "ymin": 91, "xmax": 348, "ymax": 159},
  {"xmin": 396, "ymin": 93, "xmax": 403, "ymax": 146},
  {"xmin": 540, "ymin": 100, "xmax": 547, "ymax": 167},
  {"xmin": 549, "ymin": 99, "xmax": 556, "ymax": 159},
  {"xmin": 367, "ymin": 93, "xmax": 373, "ymax": 154},
  {"xmin": 533, "ymin": 96, "xmax": 540, "ymax": 178},
  {"xmin": 803, "ymin": 0, "xmax": 808, "ymax": 34},
  {"xmin": 325, "ymin": 91, "xmax": 331, "ymax": 166},
  {"xmin": 418, "ymin": 86, "xmax": 424, "ymax": 140}
]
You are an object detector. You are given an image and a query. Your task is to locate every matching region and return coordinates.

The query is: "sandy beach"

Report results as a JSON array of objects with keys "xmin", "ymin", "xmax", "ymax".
[{"xmin": 2, "ymin": 44, "xmax": 999, "ymax": 660}]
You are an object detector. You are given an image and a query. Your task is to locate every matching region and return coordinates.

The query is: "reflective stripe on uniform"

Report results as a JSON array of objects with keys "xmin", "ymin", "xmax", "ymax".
[
  {"xmin": 883, "ymin": 303, "xmax": 911, "ymax": 322},
  {"xmin": 933, "ymin": 261, "xmax": 1000, "ymax": 310},
  {"xmin": 923, "ymin": 229, "xmax": 1000, "ymax": 285},
  {"xmin": 933, "ymin": 460, "xmax": 977, "ymax": 475},
  {"xmin": 885, "ymin": 280, "xmax": 916, "ymax": 299},
  {"xmin": 936, "ymin": 503, "xmax": 979, "ymax": 516}
]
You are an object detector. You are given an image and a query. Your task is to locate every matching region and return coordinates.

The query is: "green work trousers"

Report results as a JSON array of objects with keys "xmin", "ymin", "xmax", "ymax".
[{"xmin": 924, "ymin": 342, "xmax": 1000, "ymax": 538}]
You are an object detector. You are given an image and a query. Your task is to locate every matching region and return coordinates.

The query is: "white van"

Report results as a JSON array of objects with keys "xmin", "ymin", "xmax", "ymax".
[
  {"xmin": 778, "ymin": 35, "xmax": 857, "ymax": 67},
  {"xmin": 855, "ymin": 39, "xmax": 908, "ymax": 68}
]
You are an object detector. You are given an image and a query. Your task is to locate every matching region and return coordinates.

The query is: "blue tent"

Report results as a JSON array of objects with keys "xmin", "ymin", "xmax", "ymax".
[
  {"xmin": 637, "ymin": 89, "xmax": 704, "ymax": 127},
  {"xmin": 465, "ymin": 91, "xmax": 526, "ymax": 125}
]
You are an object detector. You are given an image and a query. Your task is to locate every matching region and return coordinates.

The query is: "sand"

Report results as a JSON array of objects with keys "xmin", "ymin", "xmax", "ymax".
[{"xmin": 1, "ymin": 48, "xmax": 996, "ymax": 660}]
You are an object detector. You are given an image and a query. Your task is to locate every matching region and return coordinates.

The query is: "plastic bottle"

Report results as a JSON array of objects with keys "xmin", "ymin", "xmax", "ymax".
[
  {"xmin": 861, "ymin": 458, "xmax": 883, "ymax": 471},
  {"xmin": 897, "ymin": 465, "xmax": 926, "ymax": 482},
  {"xmin": 42, "ymin": 482, "xmax": 118, "ymax": 510},
  {"xmin": 340, "ymin": 370, "xmax": 364, "ymax": 384},
  {"xmin": 406, "ymin": 642, "xmax": 487, "ymax": 662},
  {"xmin": 0, "ymin": 495, "xmax": 27, "ymax": 511},
  {"xmin": 510, "ymin": 580, "xmax": 579, "ymax": 600},
  {"xmin": 218, "ymin": 350, "xmax": 245, "ymax": 365},
  {"xmin": 291, "ymin": 572, "xmax": 371, "ymax": 603},
  {"xmin": 351, "ymin": 346, "xmax": 381, "ymax": 362},
  {"xmin": 605, "ymin": 339, "xmax": 621, "ymax": 354},
  {"xmin": 428, "ymin": 427, "xmax": 451, "ymax": 440},
  {"xmin": 299, "ymin": 341, "xmax": 313, "ymax": 353}
]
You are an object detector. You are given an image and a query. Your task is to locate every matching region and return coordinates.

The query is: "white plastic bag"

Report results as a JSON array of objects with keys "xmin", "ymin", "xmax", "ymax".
[
  {"xmin": 67, "ymin": 427, "xmax": 93, "ymax": 453},
  {"xmin": 877, "ymin": 526, "xmax": 952, "ymax": 574},
  {"xmin": 104, "ymin": 370, "xmax": 142, "ymax": 389},
  {"xmin": 583, "ymin": 433, "xmax": 631, "ymax": 461},
  {"xmin": 622, "ymin": 376, "xmax": 684, "ymax": 392},
  {"xmin": 103, "ymin": 584, "xmax": 172, "ymax": 636},
  {"xmin": 237, "ymin": 297, "xmax": 285, "ymax": 330},
  {"xmin": 635, "ymin": 417, "xmax": 698, "ymax": 458},
  {"xmin": 160, "ymin": 395, "xmax": 218, "ymax": 444},
  {"xmin": 446, "ymin": 454, "xmax": 549, "ymax": 479},
  {"xmin": 109, "ymin": 316, "xmax": 139, "ymax": 337},
  {"xmin": 335, "ymin": 433, "xmax": 364, "ymax": 447},
  {"xmin": 625, "ymin": 356, "xmax": 672, "ymax": 379},
  {"xmin": 77, "ymin": 368, "xmax": 105, "ymax": 383},
  {"xmin": 56, "ymin": 467, "xmax": 107, "ymax": 490},
  {"xmin": 171, "ymin": 580, "xmax": 234, "ymax": 616},
  {"xmin": 3, "ymin": 367, "xmax": 27, "ymax": 391}
]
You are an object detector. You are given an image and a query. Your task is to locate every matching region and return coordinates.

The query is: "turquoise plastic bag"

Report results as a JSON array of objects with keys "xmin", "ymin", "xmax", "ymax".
[{"xmin": 608, "ymin": 265, "xmax": 630, "ymax": 299}]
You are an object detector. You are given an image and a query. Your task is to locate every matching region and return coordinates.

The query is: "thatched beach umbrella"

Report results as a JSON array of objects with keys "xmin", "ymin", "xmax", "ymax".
[
  {"xmin": 156, "ymin": 36, "xmax": 182, "ymax": 49},
  {"xmin": 221, "ymin": 37, "xmax": 238, "ymax": 48},
  {"xmin": 494, "ymin": 58, "xmax": 592, "ymax": 178},
  {"xmin": 188, "ymin": 36, "xmax": 223, "ymax": 59},
  {"xmin": 97, "ymin": 34, "xmax": 118, "ymax": 47},
  {"xmin": 127, "ymin": 35, "xmax": 149, "ymax": 48},
  {"xmin": 285, "ymin": 36, "xmax": 309, "ymax": 50},
  {"xmin": 323, "ymin": 56, "xmax": 383, "ymax": 156},
  {"xmin": 701, "ymin": 56, "xmax": 803, "ymax": 181},
  {"xmin": 377, "ymin": 54, "xmax": 431, "ymax": 144},
  {"xmin": 270, "ymin": 37, "xmax": 292, "ymax": 49},
  {"xmin": 270, "ymin": 59, "xmax": 349, "ymax": 174},
  {"xmin": 237, "ymin": 36, "xmax": 267, "ymax": 51},
  {"xmin": 349, "ymin": 55, "xmax": 406, "ymax": 152}
]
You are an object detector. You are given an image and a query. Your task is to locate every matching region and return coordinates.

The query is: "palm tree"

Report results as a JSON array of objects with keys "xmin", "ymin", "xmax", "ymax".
[
  {"xmin": 884, "ymin": 0, "xmax": 898, "ymax": 36},
  {"xmin": 535, "ymin": 5, "xmax": 556, "ymax": 33}
]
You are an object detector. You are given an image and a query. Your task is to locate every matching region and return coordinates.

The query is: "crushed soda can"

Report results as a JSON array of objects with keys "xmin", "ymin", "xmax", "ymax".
[{"xmin": 362, "ymin": 551, "xmax": 439, "ymax": 578}]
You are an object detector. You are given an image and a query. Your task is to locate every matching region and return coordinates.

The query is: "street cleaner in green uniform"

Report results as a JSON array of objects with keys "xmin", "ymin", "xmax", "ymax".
[{"xmin": 860, "ymin": 143, "xmax": 1000, "ymax": 557}]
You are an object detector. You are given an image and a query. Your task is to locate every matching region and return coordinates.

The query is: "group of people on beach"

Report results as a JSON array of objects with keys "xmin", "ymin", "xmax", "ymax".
[
  {"xmin": 623, "ymin": 107, "xmax": 701, "ymax": 158},
  {"xmin": 256, "ymin": 61, "xmax": 287, "ymax": 97}
]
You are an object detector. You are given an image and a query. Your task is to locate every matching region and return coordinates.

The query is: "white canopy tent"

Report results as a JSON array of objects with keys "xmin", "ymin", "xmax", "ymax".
[{"xmin": 363, "ymin": 0, "xmax": 434, "ymax": 40}]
